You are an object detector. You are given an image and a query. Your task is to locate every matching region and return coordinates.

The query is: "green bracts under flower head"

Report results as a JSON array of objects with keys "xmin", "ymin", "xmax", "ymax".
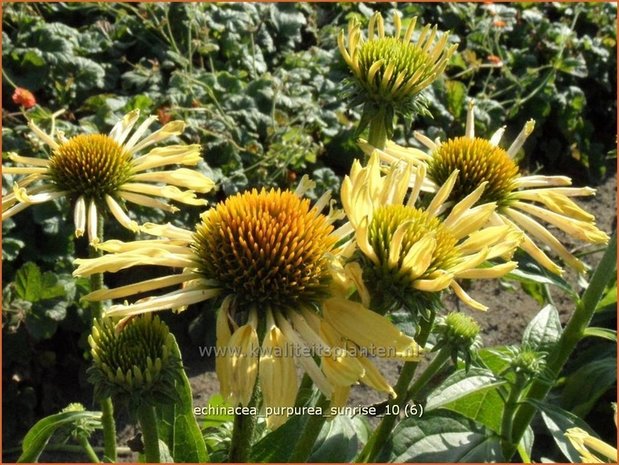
[
  {"xmin": 433, "ymin": 312, "xmax": 481, "ymax": 370},
  {"xmin": 88, "ymin": 314, "xmax": 180, "ymax": 408},
  {"xmin": 338, "ymin": 11, "xmax": 456, "ymax": 143}
]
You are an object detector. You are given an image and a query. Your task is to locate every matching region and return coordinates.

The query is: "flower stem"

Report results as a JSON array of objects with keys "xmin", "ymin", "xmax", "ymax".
[
  {"xmin": 507, "ymin": 233, "xmax": 616, "ymax": 460},
  {"xmin": 357, "ymin": 314, "xmax": 435, "ymax": 462},
  {"xmin": 367, "ymin": 106, "xmax": 389, "ymax": 150},
  {"xmin": 77, "ymin": 435, "xmax": 101, "ymax": 463},
  {"xmin": 137, "ymin": 404, "xmax": 160, "ymax": 463},
  {"xmin": 500, "ymin": 375, "xmax": 526, "ymax": 455},
  {"xmin": 88, "ymin": 214, "xmax": 117, "ymax": 462},
  {"xmin": 228, "ymin": 386, "xmax": 259, "ymax": 462},
  {"xmin": 406, "ymin": 347, "xmax": 451, "ymax": 400},
  {"xmin": 289, "ymin": 393, "xmax": 330, "ymax": 462}
]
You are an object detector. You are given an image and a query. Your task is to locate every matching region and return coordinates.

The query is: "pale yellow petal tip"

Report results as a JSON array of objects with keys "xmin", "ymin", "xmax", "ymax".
[{"xmin": 74, "ymin": 228, "xmax": 85, "ymax": 238}]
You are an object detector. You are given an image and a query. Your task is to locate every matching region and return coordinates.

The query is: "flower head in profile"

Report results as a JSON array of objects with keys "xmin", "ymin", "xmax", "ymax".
[
  {"xmin": 372, "ymin": 101, "xmax": 609, "ymax": 274},
  {"xmin": 73, "ymin": 184, "xmax": 421, "ymax": 429},
  {"xmin": 2, "ymin": 110, "xmax": 213, "ymax": 243},
  {"xmin": 338, "ymin": 11, "xmax": 456, "ymax": 139},
  {"xmin": 341, "ymin": 152, "xmax": 522, "ymax": 316}
]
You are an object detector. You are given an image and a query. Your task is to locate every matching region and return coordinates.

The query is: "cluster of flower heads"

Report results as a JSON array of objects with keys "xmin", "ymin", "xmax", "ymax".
[{"xmin": 2, "ymin": 10, "xmax": 610, "ymax": 431}]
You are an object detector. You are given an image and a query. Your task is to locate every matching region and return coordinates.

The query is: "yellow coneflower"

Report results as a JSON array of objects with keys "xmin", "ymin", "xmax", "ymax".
[
  {"xmin": 73, "ymin": 184, "xmax": 421, "ymax": 429},
  {"xmin": 2, "ymin": 110, "xmax": 213, "ymax": 243},
  {"xmin": 341, "ymin": 152, "xmax": 522, "ymax": 314},
  {"xmin": 371, "ymin": 102, "xmax": 609, "ymax": 274},
  {"xmin": 338, "ymin": 11, "xmax": 456, "ymax": 147}
]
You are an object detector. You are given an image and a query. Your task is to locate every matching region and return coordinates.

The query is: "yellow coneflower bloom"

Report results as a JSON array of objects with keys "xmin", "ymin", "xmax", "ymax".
[
  {"xmin": 73, "ymin": 185, "xmax": 421, "ymax": 429},
  {"xmin": 2, "ymin": 110, "xmax": 213, "ymax": 243},
  {"xmin": 371, "ymin": 102, "xmax": 609, "ymax": 274},
  {"xmin": 341, "ymin": 152, "xmax": 522, "ymax": 313},
  {"xmin": 338, "ymin": 11, "xmax": 456, "ymax": 147},
  {"xmin": 565, "ymin": 428, "xmax": 617, "ymax": 463}
]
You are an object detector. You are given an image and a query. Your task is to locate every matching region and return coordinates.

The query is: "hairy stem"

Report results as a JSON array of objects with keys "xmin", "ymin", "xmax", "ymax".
[
  {"xmin": 137, "ymin": 404, "xmax": 160, "ymax": 463},
  {"xmin": 228, "ymin": 387, "xmax": 259, "ymax": 462}
]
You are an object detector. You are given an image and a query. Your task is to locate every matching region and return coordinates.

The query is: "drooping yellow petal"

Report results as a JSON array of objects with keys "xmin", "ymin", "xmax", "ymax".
[
  {"xmin": 260, "ymin": 324, "xmax": 297, "ymax": 429},
  {"xmin": 216, "ymin": 297, "xmax": 234, "ymax": 401},
  {"xmin": 227, "ymin": 324, "xmax": 259, "ymax": 406},
  {"xmin": 450, "ymin": 281, "xmax": 488, "ymax": 311},
  {"xmin": 323, "ymin": 297, "xmax": 421, "ymax": 361}
]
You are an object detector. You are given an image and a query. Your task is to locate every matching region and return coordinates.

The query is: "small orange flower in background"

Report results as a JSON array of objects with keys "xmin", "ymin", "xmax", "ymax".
[
  {"xmin": 493, "ymin": 19, "xmax": 507, "ymax": 28},
  {"xmin": 487, "ymin": 55, "xmax": 504, "ymax": 66},
  {"xmin": 12, "ymin": 87, "xmax": 36, "ymax": 109}
]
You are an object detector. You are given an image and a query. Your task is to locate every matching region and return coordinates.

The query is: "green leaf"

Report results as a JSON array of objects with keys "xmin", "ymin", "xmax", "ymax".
[
  {"xmin": 309, "ymin": 415, "xmax": 369, "ymax": 462},
  {"xmin": 582, "ymin": 327, "xmax": 617, "ymax": 341},
  {"xmin": 522, "ymin": 304, "xmax": 562, "ymax": 352},
  {"xmin": 428, "ymin": 367, "xmax": 506, "ymax": 433},
  {"xmin": 426, "ymin": 367, "xmax": 506, "ymax": 411},
  {"xmin": 518, "ymin": 425, "xmax": 534, "ymax": 463},
  {"xmin": 561, "ymin": 356, "xmax": 617, "ymax": 417},
  {"xmin": 529, "ymin": 399, "xmax": 598, "ymax": 463},
  {"xmin": 18, "ymin": 410, "xmax": 102, "ymax": 463},
  {"xmin": 445, "ymin": 80, "xmax": 467, "ymax": 118},
  {"xmin": 506, "ymin": 256, "xmax": 577, "ymax": 299},
  {"xmin": 198, "ymin": 394, "xmax": 234, "ymax": 429},
  {"xmin": 250, "ymin": 412, "xmax": 306, "ymax": 462},
  {"xmin": 379, "ymin": 410, "xmax": 504, "ymax": 462},
  {"xmin": 157, "ymin": 334, "xmax": 208, "ymax": 463},
  {"xmin": 15, "ymin": 262, "xmax": 43, "ymax": 302},
  {"xmin": 596, "ymin": 284, "xmax": 616, "ymax": 311}
]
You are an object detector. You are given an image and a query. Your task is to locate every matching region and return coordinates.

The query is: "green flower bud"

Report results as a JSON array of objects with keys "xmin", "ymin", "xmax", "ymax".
[
  {"xmin": 433, "ymin": 312, "xmax": 481, "ymax": 370},
  {"xmin": 87, "ymin": 314, "xmax": 180, "ymax": 408}
]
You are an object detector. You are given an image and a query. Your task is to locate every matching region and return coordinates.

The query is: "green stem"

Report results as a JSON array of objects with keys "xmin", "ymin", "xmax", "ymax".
[
  {"xmin": 100, "ymin": 398, "xmax": 117, "ymax": 462},
  {"xmin": 88, "ymin": 214, "xmax": 117, "ymax": 462},
  {"xmin": 507, "ymin": 233, "xmax": 616, "ymax": 460},
  {"xmin": 406, "ymin": 348, "xmax": 451, "ymax": 400},
  {"xmin": 78, "ymin": 435, "xmax": 101, "ymax": 463},
  {"xmin": 500, "ymin": 375, "xmax": 526, "ymax": 455},
  {"xmin": 357, "ymin": 314, "xmax": 435, "ymax": 462},
  {"xmin": 367, "ymin": 106, "xmax": 389, "ymax": 150},
  {"xmin": 228, "ymin": 387, "xmax": 259, "ymax": 462},
  {"xmin": 289, "ymin": 394, "xmax": 330, "ymax": 462},
  {"xmin": 137, "ymin": 404, "xmax": 160, "ymax": 463}
]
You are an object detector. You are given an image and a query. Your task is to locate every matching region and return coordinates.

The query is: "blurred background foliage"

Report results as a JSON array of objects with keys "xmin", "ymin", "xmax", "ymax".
[{"xmin": 2, "ymin": 1, "xmax": 616, "ymax": 454}]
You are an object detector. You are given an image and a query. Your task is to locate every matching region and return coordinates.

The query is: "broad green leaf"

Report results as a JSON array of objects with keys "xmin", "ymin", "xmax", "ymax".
[
  {"xmin": 522, "ymin": 304, "xmax": 562, "ymax": 352},
  {"xmin": 426, "ymin": 368, "xmax": 505, "ymax": 411},
  {"xmin": 379, "ymin": 410, "xmax": 504, "ymax": 462},
  {"xmin": 309, "ymin": 415, "xmax": 369, "ymax": 462},
  {"xmin": 18, "ymin": 410, "xmax": 102, "ymax": 463},
  {"xmin": 561, "ymin": 356, "xmax": 617, "ymax": 417},
  {"xmin": 529, "ymin": 399, "xmax": 598, "ymax": 463},
  {"xmin": 15, "ymin": 262, "xmax": 42, "ymax": 302},
  {"xmin": 157, "ymin": 334, "xmax": 208, "ymax": 463},
  {"xmin": 582, "ymin": 327, "xmax": 617, "ymax": 341},
  {"xmin": 506, "ymin": 257, "xmax": 576, "ymax": 299}
]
